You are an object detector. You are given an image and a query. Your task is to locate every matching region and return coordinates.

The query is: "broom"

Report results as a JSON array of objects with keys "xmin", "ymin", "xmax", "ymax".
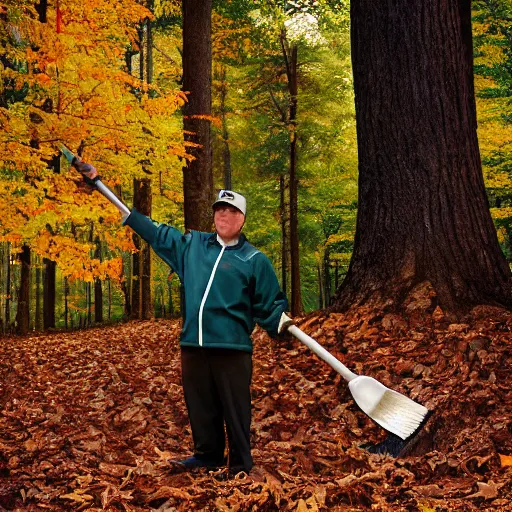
[{"xmin": 279, "ymin": 313, "xmax": 432, "ymax": 456}]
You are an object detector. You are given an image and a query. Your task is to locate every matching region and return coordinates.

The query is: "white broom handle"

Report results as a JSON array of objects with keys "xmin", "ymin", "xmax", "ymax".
[
  {"xmin": 95, "ymin": 180, "xmax": 131, "ymax": 217},
  {"xmin": 286, "ymin": 323, "xmax": 358, "ymax": 383}
]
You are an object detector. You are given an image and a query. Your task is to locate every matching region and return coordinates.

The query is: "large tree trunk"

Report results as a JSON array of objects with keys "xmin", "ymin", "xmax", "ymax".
[
  {"xmin": 16, "ymin": 245, "xmax": 30, "ymax": 335},
  {"xmin": 334, "ymin": 0, "xmax": 512, "ymax": 316},
  {"xmin": 182, "ymin": 0, "xmax": 213, "ymax": 231}
]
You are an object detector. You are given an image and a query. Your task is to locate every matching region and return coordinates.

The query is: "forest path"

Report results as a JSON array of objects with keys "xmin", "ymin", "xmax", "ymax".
[{"xmin": 0, "ymin": 311, "xmax": 511, "ymax": 510}]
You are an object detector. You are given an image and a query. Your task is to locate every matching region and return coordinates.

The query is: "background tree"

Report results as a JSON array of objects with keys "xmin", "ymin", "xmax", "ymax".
[
  {"xmin": 0, "ymin": 0, "xmax": 186, "ymax": 330},
  {"xmin": 334, "ymin": 0, "xmax": 512, "ymax": 317},
  {"xmin": 228, "ymin": 0, "xmax": 354, "ymax": 314},
  {"xmin": 182, "ymin": 0, "xmax": 214, "ymax": 231},
  {"xmin": 472, "ymin": 0, "xmax": 512, "ymax": 264}
]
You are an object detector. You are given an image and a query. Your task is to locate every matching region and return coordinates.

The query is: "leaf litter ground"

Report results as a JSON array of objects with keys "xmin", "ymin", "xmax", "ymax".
[{"xmin": 0, "ymin": 306, "xmax": 511, "ymax": 511}]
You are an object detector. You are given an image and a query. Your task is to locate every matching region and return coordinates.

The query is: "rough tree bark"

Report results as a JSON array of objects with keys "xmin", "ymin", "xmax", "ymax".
[
  {"xmin": 334, "ymin": 0, "xmax": 512, "ymax": 317},
  {"xmin": 182, "ymin": 0, "xmax": 214, "ymax": 231}
]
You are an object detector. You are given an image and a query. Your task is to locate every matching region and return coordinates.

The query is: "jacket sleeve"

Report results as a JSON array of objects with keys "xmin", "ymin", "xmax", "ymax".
[
  {"xmin": 251, "ymin": 253, "xmax": 289, "ymax": 336},
  {"xmin": 123, "ymin": 208, "xmax": 190, "ymax": 280}
]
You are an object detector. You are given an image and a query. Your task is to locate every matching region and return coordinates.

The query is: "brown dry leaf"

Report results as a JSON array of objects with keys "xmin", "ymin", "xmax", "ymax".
[
  {"xmin": 466, "ymin": 480, "xmax": 500, "ymax": 500},
  {"xmin": 414, "ymin": 484, "xmax": 444, "ymax": 497},
  {"xmin": 60, "ymin": 490, "xmax": 94, "ymax": 503},
  {"xmin": 99, "ymin": 462, "xmax": 132, "ymax": 477},
  {"xmin": 101, "ymin": 485, "xmax": 134, "ymax": 508},
  {"xmin": 148, "ymin": 486, "xmax": 194, "ymax": 501},
  {"xmin": 295, "ymin": 498, "xmax": 311, "ymax": 512},
  {"xmin": 499, "ymin": 454, "xmax": 512, "ymax": 467},
  {"xmin": 23, "ymin": 439, "xmax": 38, "ymax": 452}
]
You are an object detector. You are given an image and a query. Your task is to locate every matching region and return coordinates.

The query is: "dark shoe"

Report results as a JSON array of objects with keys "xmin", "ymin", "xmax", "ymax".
[{"xmin": 169, "ymin": 456, "xmax": 222, "ymax": 473}]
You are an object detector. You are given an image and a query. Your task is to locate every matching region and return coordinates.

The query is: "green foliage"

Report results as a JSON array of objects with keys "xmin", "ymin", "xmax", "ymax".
[
  {"xmin": 473, "ymin": 1, "xmax": 512, "ymax": 262},
  {"xmin": 208, "ymin": 0, "xmax": 356, "ymax": 311}
]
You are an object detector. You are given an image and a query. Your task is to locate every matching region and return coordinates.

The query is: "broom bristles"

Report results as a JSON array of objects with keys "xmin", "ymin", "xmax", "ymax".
[{"xmin": 368, "ymin": 389, "xmax": 430, "ymax": 440}]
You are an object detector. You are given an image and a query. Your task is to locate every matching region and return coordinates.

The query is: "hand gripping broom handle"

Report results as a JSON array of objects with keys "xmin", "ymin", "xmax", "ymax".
[
  {"xmin": 60, "ymin": 145, "xmax": 131, "ymax": 217},
  {"xmin": 279, "ymin": 314, "xmax": 358, "ymax": 382}
]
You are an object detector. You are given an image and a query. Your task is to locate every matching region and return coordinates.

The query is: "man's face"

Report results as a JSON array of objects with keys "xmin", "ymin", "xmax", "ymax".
[{"xmin": 214, "ymin": 205, "xmax": 245, "ymax": 242}]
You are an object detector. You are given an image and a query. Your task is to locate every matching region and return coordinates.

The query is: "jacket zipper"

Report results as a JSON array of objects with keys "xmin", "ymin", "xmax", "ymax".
[{"xmin": 198, "ymin": 245, "xmax": 226, "ymax": 346}]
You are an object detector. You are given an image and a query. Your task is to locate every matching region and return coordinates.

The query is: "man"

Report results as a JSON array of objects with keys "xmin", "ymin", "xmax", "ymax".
[{"xmin": 75, "ymin": 161, "xmax": 288, "ymax": 475}]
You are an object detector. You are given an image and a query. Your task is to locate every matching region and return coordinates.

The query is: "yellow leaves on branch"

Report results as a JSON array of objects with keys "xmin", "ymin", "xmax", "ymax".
[
  {"xmin": 35, "ymin": 231, "xmax": 124, "ymax": 282},
  {"xmin": 491, "ymin": 207, "xmax": 512, "ymax": 220},
  {"xmin": 1, "ymin": 0, "xmax": 187, "ymax": 267}
]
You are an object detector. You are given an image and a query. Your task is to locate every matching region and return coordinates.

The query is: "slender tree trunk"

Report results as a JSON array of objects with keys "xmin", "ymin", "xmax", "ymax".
[
  {"xmin": 141, "ymin": 245, "xmax": 152, "ymax": 320},
  {"xmin": 132, "ymin": 241, "xmax": 141, "ymax": 320},
  {"xmin": 115, "ymin": 186, "xmax": 132, "ymax": 318},
  {"xmin": 87, "ymin": 281, "xmax": 92, "ymax": 327},
  {"xmin": 286, "ymin": 42, "xmax": 303, "ymax": 316},
  {"xmin": 64, "ymin": 276, "xmax": 69, "ymax": 329},
  {"xmin": 108, "ymin": 278, "xmax": 112, "ymax": 320},
  {"xmin": 94, "ymin": 237, "xmax": 103, "ymax": 324},
  {"xmin": 35, "ymin": 256, "xmax": 42, "ymax": 330},
  {"xmin": 280, "ymin": 175, "xmax": 290, "ymax": 298},
  {"xmin": 334, "ymin": 0, "xmax": 512, "ymax": 316},
  {"xmin": 5, "ymin": 242, "xmax": 11, "ymax": 331},
  {"xmin": 324, "ymin": 248, "xmax": 331, "ymax": 307},
  {"xmin": 0, "ymin": 243, "xmax": 4, "ymax": 333},
  {"xmin": 182, "ymin": 0, "xmax": 213, "ymax": 231},
  {"xmin": 16, "ymin": 245, "xmax": 30, "ymax": 335},
  {"xmin": 168, "ymin": 275, "xmax": 174, "ymax": 317},
  {"xmin": 218, "ymin": 64, "xmax": 232, "ymax": 190},
  {"xmin": 122, "ymin": 276, "xmax": 131, "ymax": 318},
  {"xmin": 139, "ymin": 0, "xmax": 154, "ymax": 86},
  {"xmin": 317, "ymin": 262, "xmax": 324, "ymax": 309},
  {"xmin": 34, "ymin": 0, "xmax": 48, "ymax": 23},
  {"xmin": 132, "ymin": 178, "xmax": 152, "ymax": 319},
  {"xmin": 43, "ymin": 258, "xmax": 56, "ymax": 329}
]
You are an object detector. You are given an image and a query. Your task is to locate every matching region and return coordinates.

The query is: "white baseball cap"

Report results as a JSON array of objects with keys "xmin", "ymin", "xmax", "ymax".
[{"xmin": 212, "ymin": 189, "xmax": 247, "ymax": 216}]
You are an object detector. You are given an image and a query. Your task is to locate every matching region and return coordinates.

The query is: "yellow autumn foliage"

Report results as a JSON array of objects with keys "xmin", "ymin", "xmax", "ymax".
[{"xmin": 0, "ymin": 0, "xmax": 187, "ymax": 281}]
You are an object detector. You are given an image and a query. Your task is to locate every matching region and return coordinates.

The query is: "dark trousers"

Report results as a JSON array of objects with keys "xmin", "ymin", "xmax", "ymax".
[{"xmin": 181, "ymin": 347, "xmax": 253, "ymax": 472}]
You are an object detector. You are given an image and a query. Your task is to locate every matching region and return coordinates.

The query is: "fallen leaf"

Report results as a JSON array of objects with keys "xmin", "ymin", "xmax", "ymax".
[
  {"xmin": 499, "ymin": 454, "xmax": 512, "ymax": 467},
  {"xmin": 466, "ymin": 481, "xmax": 499, "ymax": 500},
  {"xmin": 60, "ymin": 491, "xmax": 94, "ymax": 503}
]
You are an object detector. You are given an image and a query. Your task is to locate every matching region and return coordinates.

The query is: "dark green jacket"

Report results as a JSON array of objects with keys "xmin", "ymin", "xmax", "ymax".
[{"xmin": 125, "ymin": 209, "xmax": 288, "ymax": 352}]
